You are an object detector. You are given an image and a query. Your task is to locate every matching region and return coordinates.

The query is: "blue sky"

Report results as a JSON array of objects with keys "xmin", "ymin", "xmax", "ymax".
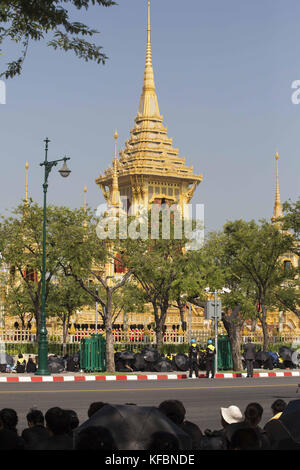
[{"xmin": 0, "ymin": 0, "xmax": 299, "ymax": 233}]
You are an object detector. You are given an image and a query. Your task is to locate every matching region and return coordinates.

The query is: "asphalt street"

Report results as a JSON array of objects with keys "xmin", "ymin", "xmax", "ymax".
[{"xmin": 1, "ymin": 377, "xmax": 299, "ymax": 434}]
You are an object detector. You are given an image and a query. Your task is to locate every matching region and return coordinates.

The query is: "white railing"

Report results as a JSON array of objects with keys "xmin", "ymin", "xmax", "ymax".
[{"xmin": 1, "ymin": 329, "xmax": 298, "ymax": 346}]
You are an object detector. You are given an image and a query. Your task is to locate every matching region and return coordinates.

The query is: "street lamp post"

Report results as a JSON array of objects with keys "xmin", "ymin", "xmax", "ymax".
[
  {"xmin": 213, "ymin": 290, "xmax": 219, "ymax": 375},
  {"xmin": 35, "ymin": 138, "xmax": 71, "ymax": 376}
]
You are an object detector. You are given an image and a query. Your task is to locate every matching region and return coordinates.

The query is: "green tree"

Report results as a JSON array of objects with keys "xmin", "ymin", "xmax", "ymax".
[
  {"xmin": 57, "ymin": 211, "xmax": 133, "ymax": 373},
  {"xmin": 0, "ymin": 201, "xmax": 88, "ymax": 341},
  {"xmin": 273, "ymin": 198, "xmax": 300, "ymax": 319},
  {"xmin": 48, "ymin": 275, "xmax": 94, "ymax": 345},
  {"xmin": 282, "ymin": 197, "xmax": 300, "ymax": 240},
  {"xmin": 190, "ymin": 231, "xmax": 256, "ymax": 370},
  {"xmin": 4, "ymin": 282, "xmax": 34, "ymax": 329},
  {"xmin": 121, "ymin": 217, "xmax": 192, "ymax": 352},
  {"xmin": 0, "ymin": 0, "xmax": 116, "ymax": 79},
  {"xmin": 221, "ymin": 219, "xmax": 295, "ymax": 351}
]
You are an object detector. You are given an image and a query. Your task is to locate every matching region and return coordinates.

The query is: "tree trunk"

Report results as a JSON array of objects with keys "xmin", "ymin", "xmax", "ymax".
[
  {"xmin": 228, "ymin": 324, "xmax": 243, "ymax": 371},
  {"xmin": 62, "ymin": 314, "xmax": 69, "ymax": 355},
  {"xmin": 105, "ymin": 291, "xmax": 115, "ymax": 373},
  {"xmin": 222, "ymin": 306, "xmax": 243, "ymax": 371},
  {"xmin": 260, "ymin": 305, "xmax": 269, "ymax": 352},
  {"xmin": 155, "ymin": 325, "xmax": 164, "ymax": 353},
  {"xmin": 178, "ymin": 301, "xmax": 186, "ymax": 331}
]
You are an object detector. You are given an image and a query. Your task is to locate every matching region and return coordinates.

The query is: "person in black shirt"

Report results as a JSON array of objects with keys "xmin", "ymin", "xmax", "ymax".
[
  {"xmin": 205, "ymin": 340, "xmax": 216, "ymax": 379},
  {"xmin": 188, "ymin": 339, "xmax": 199, "ymax": 378},
  {"xmin": 21, "ymin": 409, "xmax": 50, "ymax": 450},
  {"xmin": 243, "ymin": 338, "xmax": 256, "ymax": 378}
]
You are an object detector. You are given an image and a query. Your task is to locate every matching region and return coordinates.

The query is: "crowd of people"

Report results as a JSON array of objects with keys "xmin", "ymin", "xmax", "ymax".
[{"xmin": 0, "ymin": 398, "xmax": 298, "ymax": 451}]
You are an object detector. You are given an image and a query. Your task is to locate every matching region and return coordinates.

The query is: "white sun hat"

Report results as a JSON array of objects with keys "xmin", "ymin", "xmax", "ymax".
[{"xmin": 220, "ymin": 405, "xmax": 243, "ymax": 424}]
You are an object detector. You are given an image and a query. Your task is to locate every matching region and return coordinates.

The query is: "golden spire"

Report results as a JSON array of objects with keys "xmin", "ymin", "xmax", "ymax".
[
  {"xmin": 271, "ymin": 151, "xmax": 283, "ymax": 223},
  {"xmin": 111, "ymin": 130, "xmax": 121, "ymax": 208},
  {"xmin": 83, "ymin": 185, "xmax": 87, "ymax": 228},
  {"xmin": 25, "ymin": 160, "xmax": 29, "ymax": 205},
  {"xmin": 83, "ymin": 185, "xmax": 87, "ymax": 212},
  {"xmin": 138, "ymin": 0, "xmax": 161, "ymax": 118}
]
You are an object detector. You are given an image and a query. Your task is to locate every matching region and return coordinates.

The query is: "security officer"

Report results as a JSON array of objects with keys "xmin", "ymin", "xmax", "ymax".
[
  {"xmin": 205, "ymin": 339, "xmax": 216, "ymax": 379},
  {"xmin": 188, "ymin": 339, "xmax": 199, "ymax": 378},
  {"xmin": 243, "ymin": 337, "xmax": 256, "ymax": 377}
]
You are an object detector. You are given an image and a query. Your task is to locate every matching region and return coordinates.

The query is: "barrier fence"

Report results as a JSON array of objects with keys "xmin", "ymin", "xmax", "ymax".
[{"xmin": 0, "ymin": 328, "xmax": 298, "ymax": 351}]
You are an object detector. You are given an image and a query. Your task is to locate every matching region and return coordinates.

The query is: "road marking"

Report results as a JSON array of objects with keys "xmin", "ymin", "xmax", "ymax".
[{"xmin": 0, "ymin": 383, "xmax": 298, "ymax": 394}]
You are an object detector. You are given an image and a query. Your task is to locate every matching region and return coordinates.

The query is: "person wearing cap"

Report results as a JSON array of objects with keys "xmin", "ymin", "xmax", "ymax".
[
  {"xmin": 188, "ymin": 339, "xmax": 199, "ymax": 378},
  {"xmin": 205, "ymin": 339, "xmax": 216, "ymax": 379}
]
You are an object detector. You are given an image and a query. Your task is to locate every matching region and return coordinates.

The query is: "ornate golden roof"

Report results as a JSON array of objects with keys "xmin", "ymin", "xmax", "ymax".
[{"xmin": 96, "ymin": 0, "xmax": 203, "ymax": 192}]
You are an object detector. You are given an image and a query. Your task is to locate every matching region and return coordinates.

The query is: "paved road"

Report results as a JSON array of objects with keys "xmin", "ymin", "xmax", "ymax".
[{"xmin": 0, "ymin": 377, "xmax": 299, "ymax": 433}]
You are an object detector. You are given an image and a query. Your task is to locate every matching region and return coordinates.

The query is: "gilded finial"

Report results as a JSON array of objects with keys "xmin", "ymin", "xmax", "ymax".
[
  {"xmin": 25, "ymin": 160, "xmax": 29, "ymax": 205},
  {"xmin": 83, "ymin": 185, "xmax": 87, "ymax": 227},
  {"xmin": 271, "ymin": 151, "xmax": 283, "ymax": 223},
  {"xmin": 137, "ymin": 0, "xmax": 161, "ymax": 118},
  {"xmin": 111, "ymin": 129, "xmax": 120, "ymax": 208}
]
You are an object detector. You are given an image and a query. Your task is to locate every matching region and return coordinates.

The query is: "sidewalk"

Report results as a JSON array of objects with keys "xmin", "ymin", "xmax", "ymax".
[{"xmin": 0, "ymin": 369, "xmax": 300, "ymax": 383}]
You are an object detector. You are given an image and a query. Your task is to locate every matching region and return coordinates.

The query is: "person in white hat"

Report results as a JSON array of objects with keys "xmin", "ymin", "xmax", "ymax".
[
  {"xmin": 202, "ymin": 405, "xmax": 243, "ymax": 449},
  {"xmin": 220, "ymin": 406, "xmax": 243, "ymax": 426}
]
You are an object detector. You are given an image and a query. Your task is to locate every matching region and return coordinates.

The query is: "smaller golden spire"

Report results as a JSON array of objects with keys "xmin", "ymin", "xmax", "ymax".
[
  {"xmin": 25, "ymin": 160, "xmax": 29, "ymax": 205},
  {"xmin": 271, "ymin": 151, "xmax": 283, "ymax": 223},
  {"xmin": 111, "ymin": 130, "xmax": 121, "ymax": 208},
  {"xmin": 83, "ymin": 185, "xmax": 87, "ymax": 211},
  {"xmin": 83, "ymin": 185, "xmax": 87, "ymax": 228}
]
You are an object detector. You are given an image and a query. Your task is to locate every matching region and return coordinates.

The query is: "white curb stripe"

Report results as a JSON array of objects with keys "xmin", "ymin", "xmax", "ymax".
[{"xmin": 0, "ymin": 371, "xmax": 299, "ymax": 383}]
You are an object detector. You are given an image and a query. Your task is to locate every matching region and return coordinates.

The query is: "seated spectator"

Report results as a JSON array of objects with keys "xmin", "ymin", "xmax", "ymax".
[
  {"xmin": 147, "ymin": 432, "xmax": 180, "ymax": 451},
  {"xmin": 35, "ymin": 407, "xmax": 73, "ymax": 450},
  {"xmin": 0, "ymin": 415, "xmax": 24, "ymax": 450},
  {"xmin": 16, "ymin": 354, "xmax": 26, "ymax": 374},
  {"xmin": 87, "ymin": 402, "xmax": 107, "ymax": 418},
  {"xmin": 76, "ymin": 426, "xmax": 117, "ymax": 450},
  {"xmin": 263, "ymin": 399, "xmax": 290, "ymax": 449},
  {"xmin": 21, "ymin": 409, "xmax": 50, "ymax": 450},
  {"xmin": 181, "ymin": 420, "xmax": 203, "ymax": 450},
  {"xmin": 226, "ymin": 402, "xmax": 270, "ymax": 450},
  {"xmin": 202, "ymin": 405, "xmax": 243, "ymax": 450},
  {"xmin": 158, "ymin": 400, "xmax": 186, "ymax": 426},
  {"xmin": 269, "ymin": 399, "xmax": 287, "ymax": 420},
  {"xmin": 25, "ymin": 356, "xmax": 37, "ymax": 373},
  {"xmin": 0, "ymin": 408, "xmax": 18, "ymax": 433},
  {"xmin": 230, "ymin": 427, "xmax": 260, "ymax": 450},
  {"xmin": 158, "ymin": 400, "xmax": 200, "ymax": 449},
  {"xmin": 65, "ymin": 409, "xmax": 79, "ymax": 435}
]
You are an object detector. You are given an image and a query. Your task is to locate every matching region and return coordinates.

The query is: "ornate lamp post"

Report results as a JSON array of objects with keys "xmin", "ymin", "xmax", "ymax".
[{"xmin": 35, "ymin": 138, "xmax": 71, "ymax": 376}]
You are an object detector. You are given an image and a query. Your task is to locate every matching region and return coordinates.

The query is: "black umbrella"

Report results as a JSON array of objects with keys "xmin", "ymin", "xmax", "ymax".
[
  {"xmin": 47, "ymin": 357, "xmax": 64, "ymax": 373},
  {"xmin": 133, "ymin": 353, "xmax": 147, "ymax": 371},
  {"xmin": 279, "ymin": 399, "xmax": 300, "ymax": 443},
  {"xmin": 174, "ymin": 353, "xmax": 189, "ymax": 371},
  {"xmin": 279, "ymin": 347, "xmax": 293, "ymax": 361},
  {"xmin": 143, "ymin": 349, "xmax": 159, "ymax": 363},
  {"xmin": 119, "ymin": 350, "xmax": 135, "ymax": 361},
  {"xmin": 153, "ymin": 358, "xmax": 173, "ymax": 373},
  {"xmin": 0, "ymin": 353, "xmax": 14, "ymax": 366},
  {"xmin": 255, "ymin": 351, "xmax": 269, "ymax": 362},
  {"xmin": 74, "ymin": 404, "xmax": 192, "ymax": 450}
]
